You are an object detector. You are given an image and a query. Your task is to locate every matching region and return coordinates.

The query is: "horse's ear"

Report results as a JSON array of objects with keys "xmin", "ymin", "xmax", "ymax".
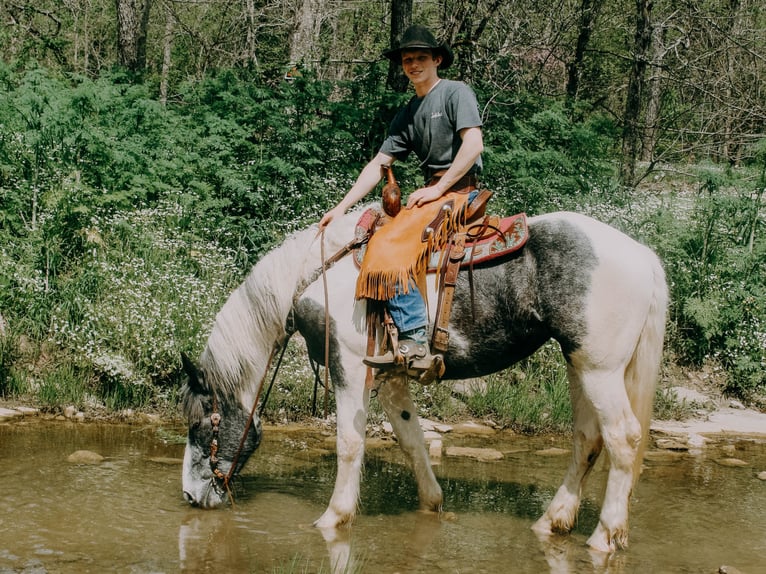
[{"xmin": 181, "ymin": 352, "xmax": 204, "ymax": 394}]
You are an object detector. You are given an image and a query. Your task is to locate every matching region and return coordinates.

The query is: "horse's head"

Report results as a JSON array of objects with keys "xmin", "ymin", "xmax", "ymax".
[{"xmin": 180, "ymin": 353, "xmax": 262, "ymax": 508}]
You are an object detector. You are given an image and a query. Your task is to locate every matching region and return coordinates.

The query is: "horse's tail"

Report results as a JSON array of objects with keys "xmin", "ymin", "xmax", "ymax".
[{"xmin": 624, "ymin": 254, "xmax": 668, "ymax": 485}]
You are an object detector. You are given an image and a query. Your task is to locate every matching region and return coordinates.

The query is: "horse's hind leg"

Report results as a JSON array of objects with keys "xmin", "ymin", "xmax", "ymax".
[
  {"xmin": 580, "ymin": 368, "xmax": 643, "ymax": 553},
  {"xmin": 375, "ymin": 373, "xmax": 443, "ymax": 512},
  {"xmin": 533, "ymin": 365, "xmax": 603, "ymax": 537}
]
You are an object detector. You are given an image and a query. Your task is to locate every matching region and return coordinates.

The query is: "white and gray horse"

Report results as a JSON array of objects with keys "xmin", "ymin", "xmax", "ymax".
[{"xmin": 180, "ymin": 207, "xmax": 667, "ymax": 553}]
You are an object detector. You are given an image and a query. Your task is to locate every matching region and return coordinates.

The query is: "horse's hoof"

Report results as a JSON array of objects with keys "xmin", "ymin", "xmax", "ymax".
[{"xmin": 531, "ymin": 516, "xmax": 553, "ymax": 535}]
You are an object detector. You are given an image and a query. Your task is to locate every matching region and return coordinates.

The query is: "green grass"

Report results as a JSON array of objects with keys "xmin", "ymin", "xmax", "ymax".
[
  {"xmin": 36, "ymin": 361, "xmax": 89, "ymax": 408},
  {"xmin": 463, "ymin": 342, "xmax": 573, "ymax": 433}
]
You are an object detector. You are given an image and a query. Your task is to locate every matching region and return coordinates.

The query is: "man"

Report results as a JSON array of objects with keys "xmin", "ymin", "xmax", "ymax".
[{"xmin": 318, "ymin": 25, "xmax": 484, "ymax": 373}]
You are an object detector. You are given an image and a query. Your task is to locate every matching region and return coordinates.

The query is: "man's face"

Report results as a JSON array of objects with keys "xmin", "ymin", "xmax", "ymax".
[{"xmin": 401, "ymin": 49, "xmax": 442, "ymax": 88}]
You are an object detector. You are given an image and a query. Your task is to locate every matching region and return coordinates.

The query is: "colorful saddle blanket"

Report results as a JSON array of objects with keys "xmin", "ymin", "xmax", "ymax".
[{"xmin": 353, "ymin": 208, "xmax": 528, "ymax": 273}]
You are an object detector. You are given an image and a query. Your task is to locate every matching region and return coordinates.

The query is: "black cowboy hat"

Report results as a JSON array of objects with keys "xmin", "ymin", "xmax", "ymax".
[{"xmin": 382, "ymin": 25, "xmax": 454, "ymax": 70}]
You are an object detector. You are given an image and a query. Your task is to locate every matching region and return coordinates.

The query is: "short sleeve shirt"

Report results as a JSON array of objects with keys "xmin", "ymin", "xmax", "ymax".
[{"xmin": 379, "ymin": 79, "xmax": 483, "ymax": 181}]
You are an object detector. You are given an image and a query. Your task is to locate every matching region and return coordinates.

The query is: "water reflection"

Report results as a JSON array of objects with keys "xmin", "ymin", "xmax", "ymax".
[{"xmin": 1, "ymin": 422, "xmax": 764, "ymax": 573}]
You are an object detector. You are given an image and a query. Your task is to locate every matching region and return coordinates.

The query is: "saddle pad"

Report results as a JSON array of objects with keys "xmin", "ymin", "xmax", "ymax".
[{"xmin": 354, "ymin": 209, "xmax": 528, "ymax": 274}]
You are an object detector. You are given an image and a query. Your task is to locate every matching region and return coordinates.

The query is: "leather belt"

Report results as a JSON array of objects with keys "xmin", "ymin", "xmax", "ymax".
[{"xmin": 429, "ymin": 171, "xmax": 479, "ymax": 194}]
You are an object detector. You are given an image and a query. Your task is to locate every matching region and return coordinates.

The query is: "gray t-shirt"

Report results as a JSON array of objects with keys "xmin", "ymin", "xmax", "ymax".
[{"xmin": 380, "ymin": 79, "xmax": 483, "ymax": 181}]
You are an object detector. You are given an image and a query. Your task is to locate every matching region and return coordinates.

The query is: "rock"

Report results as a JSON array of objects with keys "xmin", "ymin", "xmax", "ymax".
[
  {"xmin": 644, "ymin": 450, "xmax": 685, "ymax": 462},
  {"xmin": 429, "ymin": 439, "xmax": 443, "ymax": 459},
  {"xmin": 0, "ymin": 407, "xmax": 23, "ymax": 422},
  {"xmin": 715, "ymin": 458, "xmax": 749, "ymax": 468},
  {"xmin": 534, "ymin": 447, "xmax": 570, "ymax": 456},
  {"xmin": 756, "ymin": 471, "xmax": 766, "ymax": 481},
  {"xmin": 63, "ymin": 405, "xmax": 77, "ymax": 419},
  {"xmin": 718, "ymin": 565, "xmax": 746, "ymax": 574},
  {"xmin": 655, "ymin": 438, "xmax": 689, "ymax": 451},
  {"xmin": 419, "ymin": 418, "xmax": 452, "ymax": 433},
  {"xmin": 146, "ymin": 457, "xmax": 183, "ymax": 465},
  {"xmin": 445, "ymin": 446, "xmax": 503, "ymax": 462},
  {"xmin": 652, "ymin": 407, "xmax": 766, "ymax": 438},
  {"xmin": 67, "ymin": 450, "xmax": 104, "ymax": 464},
  {"xmin": 381, "ymin": 421, "xmax": 393, "ymax": 434},
  {"xmin": 423, "ymin": 430, "xmax": 442, "ymax": 441},
  {"xmin": 451, "ymin": 421, "xmax": 495, "ymax": 435},
  {"xmin": 721, "ymin": 444, "xmax": 737, "ymax": 456},
  {"xmin": 670, "ymin": 386, "xmax": 712, "ymax": 405},
  {"xmin": 16, "ymin": 406, "xmax": 39, "ymax": 416}
]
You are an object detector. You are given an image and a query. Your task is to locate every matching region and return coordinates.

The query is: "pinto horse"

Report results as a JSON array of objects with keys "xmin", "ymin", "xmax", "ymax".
[{"xmin": 180, "ymin": 207, "xmax": 667, "ymax": 553}]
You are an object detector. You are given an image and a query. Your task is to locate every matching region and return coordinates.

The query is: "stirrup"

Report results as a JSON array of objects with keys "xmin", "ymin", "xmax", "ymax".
[
  {"xmin": 364, "ymin": 339, "xmax": 445, "ymax": 383},
  {"xmin": 414, "ymin": 354, "xmax": 445, "ymax": 385},
  {"xmin": 363, "ymin": 350, "xmax": 397, "ymax": 369}
]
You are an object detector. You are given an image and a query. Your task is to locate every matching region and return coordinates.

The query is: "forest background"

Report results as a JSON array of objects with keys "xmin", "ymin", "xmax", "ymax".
[{"xmin": 0, "ymin": 0, "xmax": 764, "ymax": 429}]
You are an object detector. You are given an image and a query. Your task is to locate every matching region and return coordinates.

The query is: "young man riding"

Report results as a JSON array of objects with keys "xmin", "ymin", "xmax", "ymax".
[{"xmin": 318, "ymin": 25, "xmax": 484, "ymax": 375}]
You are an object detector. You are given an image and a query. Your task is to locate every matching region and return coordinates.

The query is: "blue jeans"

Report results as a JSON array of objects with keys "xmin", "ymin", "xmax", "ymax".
[
  {"xmin": 388, "ymin": 279, "xmax": 428, "ymax": 335},
  {"xmin": 388, "ymin": 190, "xmax": 479, "ymax": 337}
]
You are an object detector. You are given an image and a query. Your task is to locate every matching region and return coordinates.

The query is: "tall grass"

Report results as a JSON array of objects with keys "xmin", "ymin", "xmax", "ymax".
[{"xmin": 463, "ymin": 342, "xmax": 572, "ymax": 433}]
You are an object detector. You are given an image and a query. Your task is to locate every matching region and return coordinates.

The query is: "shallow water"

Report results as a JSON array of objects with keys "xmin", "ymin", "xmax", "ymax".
[{"xmin": 0, "ymin": 422, "xmax": 764, "ymax": 573}]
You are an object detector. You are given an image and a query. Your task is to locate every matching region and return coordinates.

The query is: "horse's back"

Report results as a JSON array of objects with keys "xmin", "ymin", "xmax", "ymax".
[{"xmin": 528, "ymin": 211, "xmax": 666, "ymax": 363}]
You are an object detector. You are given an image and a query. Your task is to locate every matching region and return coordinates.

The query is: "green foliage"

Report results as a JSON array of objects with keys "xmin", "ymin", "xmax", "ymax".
[
  {"xmin": 646, "ymin": 167, "xmax": 766, "ymax": 399},
  {"xmin": 0, "ymin": 63, "xmax": 764, "ymax": 413},
  {"xmin": 260, "ymin": 338, "xmax": 335, "ymax": 422},
  {"xmin": 479, "ymin": 94, "xmax": 619, "ymax": 215},
  {"xmin": 0, "ymin": 330, "xmax": 26, "ymax": 397}
]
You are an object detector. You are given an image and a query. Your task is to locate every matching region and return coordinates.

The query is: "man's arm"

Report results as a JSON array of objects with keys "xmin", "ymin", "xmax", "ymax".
[
  {"xmin": 318, "ymin": 151, "xmax": 395, "ymax": 230},
  {"xmin": 406, "ymin": 126, "xmax": 484, "ymax": 208}
]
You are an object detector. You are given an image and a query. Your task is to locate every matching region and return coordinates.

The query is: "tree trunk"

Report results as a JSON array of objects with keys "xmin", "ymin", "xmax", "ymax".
[
  {"xmin": 288, "ymin": 0, "xmax": 325, "ymax": 67},
  {"xmin": 620, "ymin": 0, "xmax": 653, "ymax": 187},
  {"xmin": 566, "ymin": 0, "xmax": 602, "ymax": 102},
  {"xmin": 244, "ymin": 0, "xmax": 258, "ymax": 67},
  {"xmin": 115, "ymin": 0, "xmax": 152, "ymax": 75},
  {"xmin": 641, "ymin": 18, "xmax": 664, "ymax": 162},
  {"xmin": 721, "ymin": 0, "xmax": 741, "ymax": 165},
  {"xmin": 159, "ymin": 5, "xmax": 174, "ymax": 105},
  {"xmin": 386, "ymin": 0, "xmax": 412, "ymax": 92}
]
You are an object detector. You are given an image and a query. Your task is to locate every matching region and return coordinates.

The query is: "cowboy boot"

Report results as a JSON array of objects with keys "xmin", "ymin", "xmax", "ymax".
[{"xmin": 362, "ymin": 315, "xmax": 403, "ymax": 369}]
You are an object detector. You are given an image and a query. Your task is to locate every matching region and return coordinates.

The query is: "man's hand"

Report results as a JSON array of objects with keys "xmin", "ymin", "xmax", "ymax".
[
  {"xmin": 406, "ymin": 184, "xmax": 445, "ymax": 209},
  {"xmin": 318, "ymin": 205, "xmax": 344, "ymax": 232}
]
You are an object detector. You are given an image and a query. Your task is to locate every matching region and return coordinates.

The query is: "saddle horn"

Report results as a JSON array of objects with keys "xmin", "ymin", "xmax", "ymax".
[{"xmin": 381, "ymin": 164, "xmax": 401, "ymax": 217}]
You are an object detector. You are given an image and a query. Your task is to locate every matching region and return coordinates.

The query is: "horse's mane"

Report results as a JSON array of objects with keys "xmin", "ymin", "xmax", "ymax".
[{"xmin": 199, "ymin": 210, "xmax": 360, "ymax": 398}]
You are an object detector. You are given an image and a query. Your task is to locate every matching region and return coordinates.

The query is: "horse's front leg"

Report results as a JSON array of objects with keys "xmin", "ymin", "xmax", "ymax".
[
  {"xmin": 314, "ymin": 361, "xmax": 370, "ymax": 529},
  {"xmin": 375, "ymin": 372, "xmax": 443, "ymax": 512}
]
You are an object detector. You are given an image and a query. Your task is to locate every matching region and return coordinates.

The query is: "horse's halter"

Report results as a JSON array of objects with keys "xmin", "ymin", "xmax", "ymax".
[
  {"xmin": 208, "ymin": 396, "xmax": 228, "ymax": 495},
  {"xmin": 204, "ymin": 347, "xmax": 281, "ymax": 503}
]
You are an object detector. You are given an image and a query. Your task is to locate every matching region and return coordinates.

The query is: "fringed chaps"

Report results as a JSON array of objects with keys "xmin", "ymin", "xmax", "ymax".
[{"xmin": 355, "ymin": 192, "xmax": 471, "ymax": 301}]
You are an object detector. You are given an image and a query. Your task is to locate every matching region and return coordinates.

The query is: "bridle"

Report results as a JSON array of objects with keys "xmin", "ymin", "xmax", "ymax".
[{"xmin": 206, "ymin": 345, "xmax": 281, "ymax": 503}]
